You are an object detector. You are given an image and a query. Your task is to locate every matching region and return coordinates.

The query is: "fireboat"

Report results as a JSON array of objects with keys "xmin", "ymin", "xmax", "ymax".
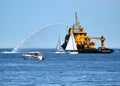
[{"xmin": 61, "ymin": 12, "xmax": 114, "ymax": 53}]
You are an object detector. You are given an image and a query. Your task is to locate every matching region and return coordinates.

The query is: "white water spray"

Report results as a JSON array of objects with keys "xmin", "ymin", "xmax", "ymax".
[{"xmin": 11, "ymin": 23, "xmax": 66, "ymax": 53}]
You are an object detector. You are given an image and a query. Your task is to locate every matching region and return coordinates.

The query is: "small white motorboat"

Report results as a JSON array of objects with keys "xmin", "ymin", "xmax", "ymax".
[{"xmin": 23, "ymin": 52, "xmax": 44, "ymax": 60}]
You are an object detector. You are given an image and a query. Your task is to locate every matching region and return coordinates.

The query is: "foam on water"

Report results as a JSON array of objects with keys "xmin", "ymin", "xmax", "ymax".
[
  {"xmin": 1, "ymin": 51, "xmax": 22, "ymax": 54},
  {"xmin": 1, "ymin": 51, "xmax": 14, "ymax": 54}
]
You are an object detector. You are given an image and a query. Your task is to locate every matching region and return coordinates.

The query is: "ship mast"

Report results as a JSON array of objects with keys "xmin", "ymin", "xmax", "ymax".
[{"xmin": 74, "ymin": 12, "xmax": 80, "ymax": 32}]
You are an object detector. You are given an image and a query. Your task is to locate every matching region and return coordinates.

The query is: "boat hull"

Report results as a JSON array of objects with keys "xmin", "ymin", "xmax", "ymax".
[
  {"xmin": 78, "ymin": 48, "xmax": 114, "ymax": 53},
  {"xmin": 65, "ymin": 50, "xmax": 78, "ymax": 54},
  {"xmin": 23, "ymin": 53, "xmax": 44, "ymax": 60}
]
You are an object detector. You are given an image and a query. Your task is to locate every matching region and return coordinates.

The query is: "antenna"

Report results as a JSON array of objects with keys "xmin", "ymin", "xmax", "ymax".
[{"xmin": 75, "ymin": 12, "xmax": 79, "ymax": 26}]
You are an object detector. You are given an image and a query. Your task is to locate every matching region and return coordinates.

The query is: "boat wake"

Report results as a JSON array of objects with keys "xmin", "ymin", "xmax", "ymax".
[
  {"xmin": 115, "ymin": 50, "xmax": 119, "ymax": 53},
  {"xmin": 54, "ymin": 51, "xmax": 66, "ymax": 54}
]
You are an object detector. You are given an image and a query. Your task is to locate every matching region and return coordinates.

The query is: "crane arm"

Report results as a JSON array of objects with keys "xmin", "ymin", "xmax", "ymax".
[{"xmin": 90, "ymin": 36, "xmax": 105, "ymax": 49}]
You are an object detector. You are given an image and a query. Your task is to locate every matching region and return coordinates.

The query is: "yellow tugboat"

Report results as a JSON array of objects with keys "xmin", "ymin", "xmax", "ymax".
[{"xmin": 61, "ymin": 12, "xmax": 113, "ymax": 53}]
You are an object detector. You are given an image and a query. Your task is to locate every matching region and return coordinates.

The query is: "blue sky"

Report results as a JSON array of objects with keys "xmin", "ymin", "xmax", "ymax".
[{"xmin": 0, "ymin": 0, "xmax": 120, "ymax": 48}]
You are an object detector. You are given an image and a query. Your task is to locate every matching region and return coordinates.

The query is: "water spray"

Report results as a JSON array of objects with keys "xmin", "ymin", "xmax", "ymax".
[{"xmin": 11, "ymin": 23, "xmax": 66, "ymax": 53}]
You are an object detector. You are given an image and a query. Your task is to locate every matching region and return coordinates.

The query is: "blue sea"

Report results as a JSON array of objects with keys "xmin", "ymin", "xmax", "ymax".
[{"xmin": 0, "ymin": 48, "xmax": 120, "ymax": 86}]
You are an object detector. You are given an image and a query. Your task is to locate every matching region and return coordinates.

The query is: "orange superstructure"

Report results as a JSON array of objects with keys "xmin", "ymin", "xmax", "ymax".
[{"xmin": 62, "ymin": 12, "xmax": 106, "ymax": 51}]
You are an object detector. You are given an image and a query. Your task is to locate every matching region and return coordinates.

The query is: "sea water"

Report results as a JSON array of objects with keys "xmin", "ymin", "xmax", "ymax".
[{"xmin": 0, "ymin": 48, "xmax": 120, "ymax": 86}]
